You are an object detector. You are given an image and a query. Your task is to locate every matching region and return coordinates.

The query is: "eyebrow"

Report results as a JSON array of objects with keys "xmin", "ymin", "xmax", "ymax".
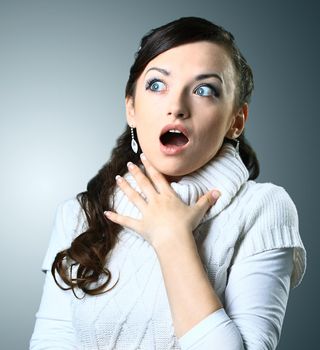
[{"xmin": 144, "ymin": 67, "xmax": 223, "ymax": 84}]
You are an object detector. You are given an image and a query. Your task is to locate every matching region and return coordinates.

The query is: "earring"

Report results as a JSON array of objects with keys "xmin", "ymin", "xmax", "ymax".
[
  {"xmin": 234, "ymin": 138, "xmax": 240, "ymax": 156},
  {"xmin": 130, "ymin": 127, "xmax": 138, "ymax": 153}
]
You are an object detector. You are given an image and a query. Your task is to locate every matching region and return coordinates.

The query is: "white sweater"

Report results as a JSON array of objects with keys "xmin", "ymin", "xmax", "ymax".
[{"xmin": 30, "ymin": 143, "xmax": 306, "ymax": 349}]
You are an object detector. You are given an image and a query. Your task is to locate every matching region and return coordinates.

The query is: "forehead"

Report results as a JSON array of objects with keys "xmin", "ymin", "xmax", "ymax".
[{"xmin": 144, "ymin": 41, "xmax": 234, "ymax": 76}]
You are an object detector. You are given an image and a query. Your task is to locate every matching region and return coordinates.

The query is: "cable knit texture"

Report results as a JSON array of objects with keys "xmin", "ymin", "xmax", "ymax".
[{"xmin": 41, "ymin": 143, "xmax": 306, "ymax": 350}]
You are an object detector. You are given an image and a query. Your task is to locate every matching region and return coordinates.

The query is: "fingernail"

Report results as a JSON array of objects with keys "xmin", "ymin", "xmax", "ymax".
[
  {"xmin": 211, "ymin": 190, "xmax": 221, "ymax": 201},
  {"xmin": 104, "ymin": 210, "xmax": 112, "ymax": 217},
  {"xmin": 127, "ymin": 161, "xmax": 134, "ymax": 170},
  {"xmin": 115, "ymin": 175, "xmax": 122, "ymax": 183},
  {"xmin": 140, "ymin": 153, "xmax": 146, "ymax": 161}
]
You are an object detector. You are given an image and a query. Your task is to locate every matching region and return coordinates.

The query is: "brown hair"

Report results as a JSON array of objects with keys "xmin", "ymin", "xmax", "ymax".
[{"xmin": 52, "ymin": 16, "xmax": 259, "ymax": 297}]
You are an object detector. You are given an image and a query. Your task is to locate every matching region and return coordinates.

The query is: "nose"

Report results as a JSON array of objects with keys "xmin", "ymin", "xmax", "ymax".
[{"xmin": 166, "ymin": 90, "xmax": 190, "ymax": 119}]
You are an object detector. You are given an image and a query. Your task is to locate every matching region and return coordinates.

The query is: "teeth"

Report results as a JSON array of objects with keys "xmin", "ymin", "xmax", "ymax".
[{"xmin": 168, "ymin": 129, "xmax": 181, "ymax": 133}]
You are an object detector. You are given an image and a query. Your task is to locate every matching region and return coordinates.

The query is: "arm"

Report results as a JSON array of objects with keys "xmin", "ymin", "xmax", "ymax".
[
  {"xmin": 30, "ymin": 272, "xmax": 79, "ymax": 349},
  {"xmin": 105, "ymin": 155, "xmax": 222, "ymax": 339},
  {"xmin": 178, "ymin": 248, "xmax": 293, "ymax": 350},
  {"xmin": 154, "ymin": 230, "xmax": 224, "ymax": 338},
  {"xmin": 30, "ymin": 201, "xmax": 80, "ymax": 349},
  {"xmin": 106, "ymin": 156, "xmax": 295, "ymax": 349}
]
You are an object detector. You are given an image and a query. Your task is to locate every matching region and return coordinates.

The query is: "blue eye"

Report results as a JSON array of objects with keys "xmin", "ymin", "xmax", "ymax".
[
  {"xmin": 146, "ymin": 79, "xmax": 166, "ymax": 92},
  {"xmin": 195, "ymin": 84, "xmax": 219, "ymax": 97}
]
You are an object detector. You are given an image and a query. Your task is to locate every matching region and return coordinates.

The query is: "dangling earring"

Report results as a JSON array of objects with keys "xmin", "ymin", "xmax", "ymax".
[
  {"xmin": 130, "ymin": 127, "xmax": 138, "ymax": 153},
  {"xmin": 234, "ymin": 138, "xmax": 240, "ymax": 156}
]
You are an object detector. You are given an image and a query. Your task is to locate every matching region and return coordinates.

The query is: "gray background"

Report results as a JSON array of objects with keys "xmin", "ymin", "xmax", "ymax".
[{"xmin": 0, "ymin": 0, "xmax": 318, "ymax": 349}]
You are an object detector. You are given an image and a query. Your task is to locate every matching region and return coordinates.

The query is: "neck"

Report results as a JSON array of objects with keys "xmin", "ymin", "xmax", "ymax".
[
  {"xmin": 164, "ymin": 174, "xmax": 183, "ymax": 183},
  {"xmin": 115, "ymin": 143, "xmax": 249, "ymax": 227}
]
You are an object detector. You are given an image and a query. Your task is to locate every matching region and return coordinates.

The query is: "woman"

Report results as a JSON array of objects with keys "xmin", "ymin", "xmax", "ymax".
[{"xmin": 30, "ymin": 17, "xmax": 306, "ymax": 349}]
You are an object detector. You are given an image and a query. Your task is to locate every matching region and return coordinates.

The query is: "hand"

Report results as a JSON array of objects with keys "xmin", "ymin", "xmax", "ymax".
[{"xmin": 104, "ymin": 154, "xmax": 221, "ymax": 249}]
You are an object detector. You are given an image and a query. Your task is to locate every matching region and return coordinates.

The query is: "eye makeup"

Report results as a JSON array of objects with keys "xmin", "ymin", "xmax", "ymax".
[
  {"xmin": 145, "ymin": 77, "xmax": 221, "ymax": 98},
  {"xmin": 145, "ymin": 78, "xmax": 166, "ymax": 91},
  {"xmin": 194, "ymin": 83, "xmax": 221, "ymax": 98}
]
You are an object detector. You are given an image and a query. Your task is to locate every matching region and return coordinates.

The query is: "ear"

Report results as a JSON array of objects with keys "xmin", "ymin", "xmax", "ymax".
[
  {"xmin": 125, "ymin": 96, "xmax": 136, "ymax": 127},
  {"xmin": 226, "ymin": 103, "xmax": 248, "ymax": 139}
]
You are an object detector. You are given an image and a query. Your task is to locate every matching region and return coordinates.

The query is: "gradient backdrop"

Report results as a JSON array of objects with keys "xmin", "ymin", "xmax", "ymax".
[{"xmin": 0, "ymin": 0, "xmax": 318, "ymax": 349}]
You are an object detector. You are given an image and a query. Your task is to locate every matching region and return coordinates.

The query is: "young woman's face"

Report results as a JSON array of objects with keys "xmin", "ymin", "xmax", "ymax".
[{"xmin": 126, "ymin": 41, "xmax": 247, "ymax": 180}]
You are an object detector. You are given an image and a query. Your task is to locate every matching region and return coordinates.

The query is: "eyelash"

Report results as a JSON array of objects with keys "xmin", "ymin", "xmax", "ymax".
[
  {"xmin": 145, "ymin": 78, "xmax": 165, "ymax": 92},
  {"xmin": 145, "ymin": 78, "xmax": 220, "ymax": 98},
  {"xmin": 195, "ymin": 83, "xmax": 220, "ymax": 98}
]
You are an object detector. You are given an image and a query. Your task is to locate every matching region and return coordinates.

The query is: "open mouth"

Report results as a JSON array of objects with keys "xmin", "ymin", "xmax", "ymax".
[{"xmin": 160, "ymin": 129, "xmax": 189, "ymax": 147}]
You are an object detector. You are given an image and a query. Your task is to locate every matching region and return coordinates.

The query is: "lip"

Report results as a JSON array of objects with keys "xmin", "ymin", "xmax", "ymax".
[
  {"xmin": 160, "ymin": 123, "xmax": 190, "ymax": 139},
  {"xmin": 159, "ymin": 123, "xmax": 190, "ymax": 155}
]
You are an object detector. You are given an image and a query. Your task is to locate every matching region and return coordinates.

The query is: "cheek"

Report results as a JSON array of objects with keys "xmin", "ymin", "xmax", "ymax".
[
  {"xmin": 135, "ymin": 117, "xmax": 159, "ymax": 151},
  {"xmin": 198, "ymin": 118, "xmax": 228, "ymax": 139},
  {"xmin": 194, "ymin": 118, "xmax": 230, "ymax": 150}
]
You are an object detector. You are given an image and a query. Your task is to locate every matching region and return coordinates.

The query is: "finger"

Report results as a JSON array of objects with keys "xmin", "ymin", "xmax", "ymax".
[
  {"xmin": 127, "ymin": 161, "xmax": 158, "ymax": 198},
  {"xmin": 115, "ymin": 175, "xmax": 146, "ymax": 211},
  {"xmin": 194, "ymin": 189, "xmax": 221, "ymax": 218},
  {"xmin": 104, "ymin": 210, "xmax": 142, "ymax": 233},
  {"xmin": 140, "ymin": 153, "xmax": 172, "ymax": 193}
]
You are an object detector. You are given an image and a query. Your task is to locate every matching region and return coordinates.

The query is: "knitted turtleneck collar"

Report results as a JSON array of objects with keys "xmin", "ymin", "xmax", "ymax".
[
  {"xmin": 113, "ymin": 143, "xmax": 249, "ymax": 225},
  {"xmin": 171, "ymin": 143, "xmax": 249, "ymax": 222}
]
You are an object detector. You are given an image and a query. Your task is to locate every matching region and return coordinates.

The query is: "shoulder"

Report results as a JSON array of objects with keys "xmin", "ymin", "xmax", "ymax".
[
  {"xmin": 239, "ymin": 181, "xmax": 299, "ymax": 230},
  {"xmin": 57, "ymin": 197, "xmax": 86, "ymax": 235},
  {"xmin": 41, "ymin": 197, "xmax": 86, "ymax": 271},
  {"xmin": 241, "ymin": 180, "xmax": 296, "ymax": 207},
  {"xmin": 233, "ymin": 181, "xmax": 306, "ymax": 288}
]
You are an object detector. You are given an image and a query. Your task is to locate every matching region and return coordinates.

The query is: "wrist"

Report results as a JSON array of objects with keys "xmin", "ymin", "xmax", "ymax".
[{"xmin": 153, "ymin": 228, "xmax": 196, "ymax": 256}]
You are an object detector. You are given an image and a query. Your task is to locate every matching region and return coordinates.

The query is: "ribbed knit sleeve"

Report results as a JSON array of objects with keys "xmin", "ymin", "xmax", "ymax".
[{"xmin": 233, "ymin": 183, "xmax": 306, "ymax": 288}]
